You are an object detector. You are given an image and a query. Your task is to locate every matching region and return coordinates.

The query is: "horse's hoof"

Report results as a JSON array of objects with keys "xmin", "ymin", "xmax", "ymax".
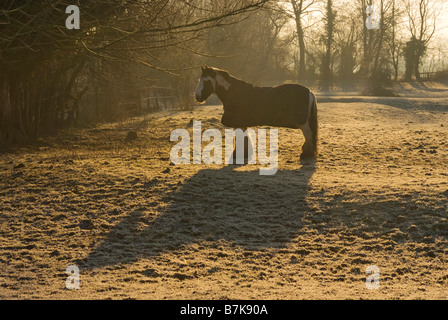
[{"xmin": 300, "ymin": 152, "xmax": 315, "ymax": 159}]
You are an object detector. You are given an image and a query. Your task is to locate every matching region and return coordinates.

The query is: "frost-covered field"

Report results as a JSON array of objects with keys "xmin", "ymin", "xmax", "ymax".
[{"xmin": 1, "ymin": 83, "xmax": 448, "ymax": 299}]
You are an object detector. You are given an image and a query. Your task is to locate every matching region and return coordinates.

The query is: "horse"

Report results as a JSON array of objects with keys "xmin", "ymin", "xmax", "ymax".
[{"xmin": 194, "ymin": 66, "xmax": 318, "ymax": 159}]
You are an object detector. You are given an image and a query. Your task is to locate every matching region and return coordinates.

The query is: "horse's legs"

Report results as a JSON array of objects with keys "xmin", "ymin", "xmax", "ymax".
[
  {"xmin": 300, "ymin": 122, "xmax": 315, "ymax": 159},
  {"xmin": 231, "ymin": 127, "xmax": 253, "ymax": 164}
]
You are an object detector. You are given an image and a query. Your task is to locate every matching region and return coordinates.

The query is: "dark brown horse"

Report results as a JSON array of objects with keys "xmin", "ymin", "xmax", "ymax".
[{"xmin": 195, "ymin": 66, "xmax": 318, "ymax": 159}]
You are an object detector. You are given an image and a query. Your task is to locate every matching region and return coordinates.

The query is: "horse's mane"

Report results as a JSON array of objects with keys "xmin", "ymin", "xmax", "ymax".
[{"xmin": 210, "ymin": 67, "xmax": 254, "ymax": 89}]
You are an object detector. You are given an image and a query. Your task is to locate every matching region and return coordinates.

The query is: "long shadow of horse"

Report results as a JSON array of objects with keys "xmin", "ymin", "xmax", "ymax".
[{"xmin": 82, "ymin": 162, "xmax": 316, "ymax": 269}]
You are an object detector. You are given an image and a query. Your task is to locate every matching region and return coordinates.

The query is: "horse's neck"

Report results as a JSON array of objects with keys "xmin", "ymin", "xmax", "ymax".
[{"xmin": 216, "ymin": 76, "xmax": 252, "ymax": 104}]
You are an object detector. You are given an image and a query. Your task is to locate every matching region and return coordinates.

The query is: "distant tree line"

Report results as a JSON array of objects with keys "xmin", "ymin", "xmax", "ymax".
[{"xmin": 276, "ymin": 0, "xmax": 442, "ymax": 93}]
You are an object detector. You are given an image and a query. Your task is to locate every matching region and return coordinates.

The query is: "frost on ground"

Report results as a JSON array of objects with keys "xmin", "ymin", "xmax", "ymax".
[{"xmin": 0, "ymin": 83, "xmax": 448, "ymax": 299}]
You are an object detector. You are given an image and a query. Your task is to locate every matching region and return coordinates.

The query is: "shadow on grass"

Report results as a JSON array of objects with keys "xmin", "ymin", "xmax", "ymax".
[{"xmin": 83, "ymin": 161, "xmax": 316, "ymax": 269}]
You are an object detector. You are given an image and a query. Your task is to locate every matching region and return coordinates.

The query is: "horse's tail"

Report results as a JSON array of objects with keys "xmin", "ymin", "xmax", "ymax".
[{"xmin": 309, "ymin": 91, "xmax": 318, "ymax": 156}]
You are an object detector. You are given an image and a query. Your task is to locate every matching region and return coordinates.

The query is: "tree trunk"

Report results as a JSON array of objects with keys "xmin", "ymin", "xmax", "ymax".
[
  {"xmin": 320, "ymin": 0, "xmax": 334, "ymax": 91},
  {"xmin": 291, "ymin": 0, "xmax": 306, "ymax": 82},
  {"xmin": 414, "ymin": 54, "xmax": 422, "ymax": 82},
  {"xmin": 372, "ymin": 0, "xmax": 385, "ymax": 72}
]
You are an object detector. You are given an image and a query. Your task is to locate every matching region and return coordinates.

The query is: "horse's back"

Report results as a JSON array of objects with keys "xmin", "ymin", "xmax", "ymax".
[
  {"xmin": 252, "ymin": 83, "xmax": 311, "ymax": 127},
  {"xmin": 222, "ymin": 81, "xmax": 312, "ymax": 129}
]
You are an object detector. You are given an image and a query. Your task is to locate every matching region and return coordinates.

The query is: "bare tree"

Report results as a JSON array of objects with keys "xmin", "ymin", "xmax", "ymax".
[
  {"xmin": 0, "ymin": 0, "xmax": 269, "ymax": 144},
  {"xmin": 403, "ymin": 0, "xmax": 439, "ymax": 81},
  {"xmin": 334, "ymin": 4, "xmax": 361, "ymax": 87},
  {"xmin": 320, "ymin": 0, "xmax": 335, "ymax": 91},
  {"xmin": 203, "ymin": 2, "xmax": 292, "ymax": 84},
  {"xmin": 288, "ymin": 0, "xmax": 317, "ymax": 82},
  {"xmin": 388, "ymin": 0, "xmax": 403, "ymax": 81}
]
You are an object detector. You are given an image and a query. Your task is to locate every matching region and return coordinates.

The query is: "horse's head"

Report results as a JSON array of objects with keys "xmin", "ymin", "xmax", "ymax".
[{"xmin": 195, "ymin": 66, "xmax": 217, "ymax": 103}]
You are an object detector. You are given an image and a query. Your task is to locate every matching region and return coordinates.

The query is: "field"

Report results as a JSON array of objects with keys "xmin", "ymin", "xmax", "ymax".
[{"xmin": 1, "ymin": 82, "xmax": 447, "ymax": 299}]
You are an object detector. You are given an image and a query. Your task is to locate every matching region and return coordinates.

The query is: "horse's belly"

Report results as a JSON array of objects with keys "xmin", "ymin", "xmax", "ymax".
[
  {"xmin": 221, "ymin": 108, "xmax": 301, "ymax": 129},
  {"xmin": 221, "ymin": 87, "xmax": 310, "ymax": 129}
]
